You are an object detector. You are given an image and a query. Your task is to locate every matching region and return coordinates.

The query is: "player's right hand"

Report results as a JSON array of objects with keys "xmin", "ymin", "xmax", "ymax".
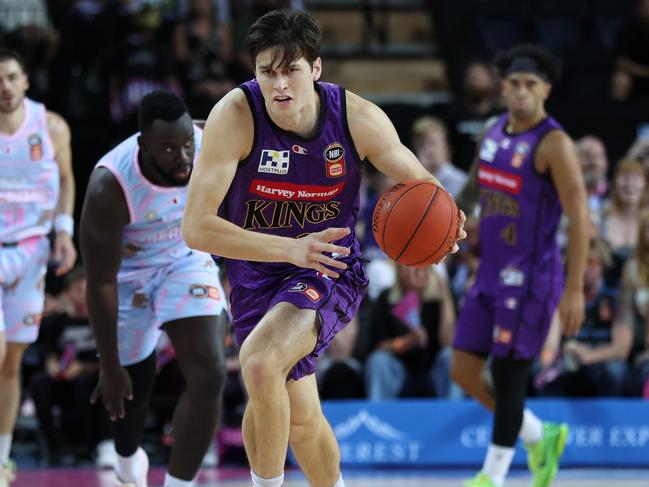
[
  {"xmin": 90, "ymin": 367, "xmax": 134, "ymax": 421},
  {"xmin": 289, "ymin": 227, "xmax": 351, "ymax": 278},
  {"xmin": 558, "ymin": 287, "xmax": 585, "ymax": 337}
]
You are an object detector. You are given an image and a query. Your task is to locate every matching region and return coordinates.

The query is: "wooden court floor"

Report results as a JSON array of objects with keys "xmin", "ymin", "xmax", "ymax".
[{"xmin": 11, "ymin": 467, "xmax": 649, "ymax": 486}]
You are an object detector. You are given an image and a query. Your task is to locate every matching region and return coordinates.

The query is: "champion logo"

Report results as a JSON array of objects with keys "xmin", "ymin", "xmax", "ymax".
[{"xmin": 292, "ymin": 144, "xmax": 308, "ymax": 155}]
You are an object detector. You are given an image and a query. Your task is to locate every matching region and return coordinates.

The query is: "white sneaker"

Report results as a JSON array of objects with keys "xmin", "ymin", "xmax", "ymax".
[
  {"xmin": 115, "ymin": 447, "xmax": 149, "ymax": 487},
  {"xmin": 0, "ymin": 461, "xmax": 16, "ymax": 487},
  {"xmin": 201, "ymin": 439, "xmax": 218, "ymax": 468},
  {"xmin": 96, "ymin": 439, "xmax": 118, "ymax": 470}
]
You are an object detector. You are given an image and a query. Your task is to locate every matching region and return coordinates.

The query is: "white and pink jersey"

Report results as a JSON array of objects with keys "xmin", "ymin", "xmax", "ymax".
[
  {"xmin": 0, "ymin": 98, "xmax": 58, "ymax": 242},
  {"xmin": 96, "ymin": 127, "xmax": 203, "ymax": 281}
]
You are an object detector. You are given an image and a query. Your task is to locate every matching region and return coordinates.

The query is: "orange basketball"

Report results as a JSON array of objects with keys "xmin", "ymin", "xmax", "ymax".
[{"xmin": 372, "ymin": 180, "xmax": 461, "ymax": 266}]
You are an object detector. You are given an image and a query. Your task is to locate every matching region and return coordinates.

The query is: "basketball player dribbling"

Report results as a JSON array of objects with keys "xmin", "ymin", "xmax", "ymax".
[
  {"xmin": 452, "ymin": 45, "xmax": 590, "ymax": 487},
  {"xmin": 182, "ymin": 9, "xmax": 466, "ymax": 487},
  {"xmin": 0, "ymin": 48, "xmax": 76, "ymax": 487}
]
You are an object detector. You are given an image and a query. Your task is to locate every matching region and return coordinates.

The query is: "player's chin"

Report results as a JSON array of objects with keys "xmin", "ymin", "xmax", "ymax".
[{"xmin": 173, "ymin": 176, "xmax": 191, "ymax": 186}]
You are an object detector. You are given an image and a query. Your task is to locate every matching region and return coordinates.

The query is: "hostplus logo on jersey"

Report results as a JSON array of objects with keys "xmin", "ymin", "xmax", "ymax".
[
  {"xmin": 258, "ymin": 150, "xmax": 290, "ymax": 174},
  {"xmin": 479, "ymin": 138, "xmax": 498, "ymax": 162}
]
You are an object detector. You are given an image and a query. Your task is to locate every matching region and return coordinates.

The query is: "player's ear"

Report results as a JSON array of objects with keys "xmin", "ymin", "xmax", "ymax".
[
  {"xmin": 544, "ymin": 82, "xmax": 552, "ymax": 100},
  {"xmin": 137, "ymin": 135, "xmax": 146, "ymax": 153},
  {"xmin": 312, "ymin": 57, "xmax": 322, "ymax": 81}
]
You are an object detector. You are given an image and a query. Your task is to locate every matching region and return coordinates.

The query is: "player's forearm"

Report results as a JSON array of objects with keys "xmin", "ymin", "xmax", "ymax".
[
  {"xmin": 56, "ymin": 172, "xmax": 75, "ymax": 217},
  {"xmin": 183, "ymin": 213, "xmax": 296, "ymax": 263},
  {"xmin": 86, "ymin": 281, "xmax": 121, "ymax": 370},
  {"xmin": 564, "ymin": 206, "xmax": 589, "ymax": 291}
]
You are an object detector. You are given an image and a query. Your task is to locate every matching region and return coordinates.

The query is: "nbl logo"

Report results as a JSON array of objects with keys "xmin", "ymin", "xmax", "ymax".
[{"xmin": 324, "ymin": 142, "xmax": 345, "ymax": 177}]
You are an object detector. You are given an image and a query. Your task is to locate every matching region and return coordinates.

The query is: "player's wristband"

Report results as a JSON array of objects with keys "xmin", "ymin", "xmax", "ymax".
[{"xmin": 54, "ymin": 214, "xmax": 74, "ymax": 237}]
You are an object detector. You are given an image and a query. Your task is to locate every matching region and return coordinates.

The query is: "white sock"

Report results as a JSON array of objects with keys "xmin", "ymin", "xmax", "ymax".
[
  {"xmin": 116, "ymin": 449, "xmax": 144, "ymax": 483},
  {"xmin": 518, "ymin": 409, "xmax": 544, "ymax": 444},
  {"xmin": 251, "ymin": 469, "xmax": 284, "ymax": 487},
  {"xmin": 164, "ymin": 472, "xmax": 194, "ymax": 487},
  {"xmin": 482, "ymin": 444, "xmax": 514, "ymax": 487},
  {"xmin": 0, "ymin": 434, "xmax": 12, "ymax": 465},
  {"xmin": 333, "ymin": 472, "xmax": 345, "ymax": 486}
]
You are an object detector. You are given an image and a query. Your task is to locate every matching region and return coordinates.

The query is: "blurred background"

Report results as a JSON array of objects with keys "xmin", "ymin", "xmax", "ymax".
[{"xmin": 3, "ymin": 0, "xmax": 649, "ymax": 474}]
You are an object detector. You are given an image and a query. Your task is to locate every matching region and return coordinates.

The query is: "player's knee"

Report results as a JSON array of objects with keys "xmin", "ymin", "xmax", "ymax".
[
  {"xmin": 450, "ymin": 354, "xmax": 482, "ymax": 393},
  {"xmin": 0, "ymin": 360, "xmax": 21, "ymax": 379},
  {"xmin": 0, "ymin": 349, "xmax": 25, "ymax": 378},
  {"xmin": 186, "ymin": 361, "xmax": 227, "ymax": 401},
  {"xmin": 449, "ymin": 354, "xmax": 468, "ymax": 389},
  {"xmin": 240, "ymin": 352, "xmax": 283, "ymax": 393}
]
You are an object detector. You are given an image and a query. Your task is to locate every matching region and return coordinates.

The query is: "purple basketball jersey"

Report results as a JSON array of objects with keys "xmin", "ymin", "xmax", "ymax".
[
  {"xmin": 222, "ymin": 80, "xmax": 364, "ymax": 289},
  {"xmin": 475, "ymin": 114, "xmax": 563, "ymax": 299},
  {"xmin": 454, "ymin": 114, "xmax": 565, "ymax": 358},
  {"xmin": 221, "ymin": 80, "xmax": 368, "ymax": 378}
]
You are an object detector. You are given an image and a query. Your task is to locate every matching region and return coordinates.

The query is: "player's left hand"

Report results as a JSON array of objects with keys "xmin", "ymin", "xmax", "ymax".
[
  {"xmin": 558, "ymin": 287, "xmax": 585, "ymax": 337},
  {"xmin": 450, "ymin": 210, "xmax": 467, "ymax": 254},
  {"xmin": 53, "ymin": 231, "xmax": 77, "ymax": 276}
]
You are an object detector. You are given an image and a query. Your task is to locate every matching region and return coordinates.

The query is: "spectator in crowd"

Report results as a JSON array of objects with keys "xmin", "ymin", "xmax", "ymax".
[
  {"xmin": 411, "ymin": 116, "xmax": 468, "ymax": 198},
  {"xmin": 29, "ymin": 267, "xmax": 116, "ymax": 468},
  {"xmin": 317, "ymin": 317, "xmax": 365, "ymax": 400},
  {"xmin": 443, "ymin": 60, "xmax": 502, "ymax": 170},
  {"xmin": 108, "ymin": 3, "xmax": 181, "ymax": 137},
  {"xmin": 616, "ymin": 210, "xmax": 649, "ymax": 396},
  {"xmin": 365, "ymin": 263, "xmax": 458, "ymax": 400},
  {"xmin": 356, "ymin": 165, "xmax": 396, "ymax": 303},
  {"xmin": 576, "ymin": 135, "xmax": 609, "ymax": 219},
  {"xmin": 449, "ymin": 215, "xmax": 480, "ymax": 304},
  {"xmin": 625, "ymin": 130, "xmax": 649, "ymax": 170},
  {"xmin": 610, "ymin": 0, "xmax": 649, "ymax": 101},
  {"xmin": 599, "ymin": 159, "xmax": 647, "ymax": 290},
  {"xmin": 172, "ymin": 0, "xmax": 236, "ymax": 119},
  {"xmin": 0, "ymin": 0, "xmax": 59, "ymax": 99},
  {"xmin": 230, "ymin": 0, "xmax": 305, "ymax": 76},
  {"xmin": 536, "ymin": 239, "xmax": 629, "ymax": 397}
]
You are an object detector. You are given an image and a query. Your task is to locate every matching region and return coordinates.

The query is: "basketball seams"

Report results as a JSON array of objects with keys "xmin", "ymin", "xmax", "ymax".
[
  {"xmin": 383, "ymin": 182, "xmax": 429, "ymax": 258},
  {"xmin": 372, "ymin": 180, "xmax": 459, "ymax": 267},
  {"xmin": 410, "ymin": 202, "xmax": 457, "ymax": 266},
  {"xmin": 395, "ymin": 185, "xmax": 438, "ymax": 262}
]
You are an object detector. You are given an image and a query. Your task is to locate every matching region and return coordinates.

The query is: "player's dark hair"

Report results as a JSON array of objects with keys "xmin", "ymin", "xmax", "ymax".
[
  {"xmin": 493, "ymin": 44, "xmax": 562, "ymax": 84},
  {"xmin": 0, "ymin": 47, "xmax": 27, "ymax": 72},
  {"xmin": 246, "ymin": 9, "xmax": 321, "ymax": 68},
  {"xmin": 138, "ymin": 91, "xmax": 189, "ymax": 134}
]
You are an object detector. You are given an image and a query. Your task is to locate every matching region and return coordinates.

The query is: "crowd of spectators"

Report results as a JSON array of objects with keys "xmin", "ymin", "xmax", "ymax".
[{"xmin": 3, "ymin": 0, "xmax": 649, "ymax": 470}]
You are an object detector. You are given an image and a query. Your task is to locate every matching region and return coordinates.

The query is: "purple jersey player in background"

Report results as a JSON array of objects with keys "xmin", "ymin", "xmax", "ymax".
[
  {"xmin": 182, "ymin": 9, "xmax": 465, "ymax": 487},
  {"xmin": 452, "ymin": 45, "xmax": 590, "ymax": 487}
]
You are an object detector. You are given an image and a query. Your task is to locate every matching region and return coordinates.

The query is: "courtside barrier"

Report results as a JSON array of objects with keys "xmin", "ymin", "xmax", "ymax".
[{"xmin": 320, "ymin": 399, "xmax": 649, "ymax": 467}]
